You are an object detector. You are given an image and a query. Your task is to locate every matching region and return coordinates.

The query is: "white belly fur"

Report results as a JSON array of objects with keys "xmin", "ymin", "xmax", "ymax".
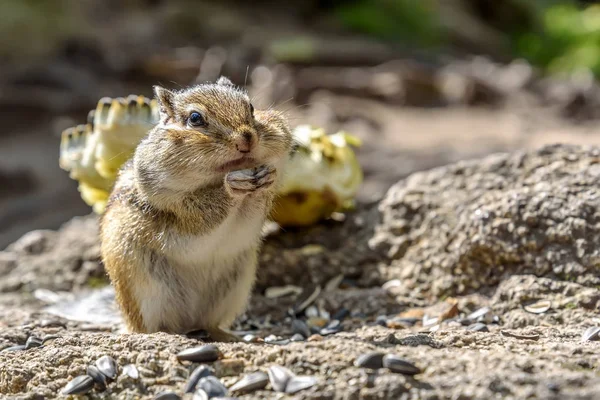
[{"xmin": 135, "ymin": 200, "xmax": 265, "ymax": 333}]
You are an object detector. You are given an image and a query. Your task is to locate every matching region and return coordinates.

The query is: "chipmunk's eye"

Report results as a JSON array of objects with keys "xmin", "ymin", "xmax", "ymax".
[
  {"xmin": 249, "ymin": 103, "xmax": 254, "ymax": 118},
  {"xmin": 188, "ymin": 111, "xmax": 206, "ymax": 127}
]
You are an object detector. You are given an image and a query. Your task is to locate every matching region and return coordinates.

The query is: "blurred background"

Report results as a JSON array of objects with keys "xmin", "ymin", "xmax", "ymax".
[{"xmin": 2, "ymin": 0, "xmax": 600, "ymax": 249}]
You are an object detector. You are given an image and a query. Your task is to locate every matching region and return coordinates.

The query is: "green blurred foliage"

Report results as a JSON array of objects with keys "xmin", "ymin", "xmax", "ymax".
[
  {"xmin": 0, "ymin": 0, "xmax": 85, "ymax": 61},
  {"xmin": 515, "ymin": 2, "xmax": 600, "ymax": 76},
  {"xmin": 335, "ymin": 0, "xmax": 600, "ymax": 78},
  {"xmin": 335, "ymin": 0, "xmax": 443, "ymax": 47}
]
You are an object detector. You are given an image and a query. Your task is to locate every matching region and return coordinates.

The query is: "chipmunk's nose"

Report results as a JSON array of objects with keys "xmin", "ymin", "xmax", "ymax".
[{"xmin": 235, "ymin": 130, "xmax": 255, "ymax": 154}]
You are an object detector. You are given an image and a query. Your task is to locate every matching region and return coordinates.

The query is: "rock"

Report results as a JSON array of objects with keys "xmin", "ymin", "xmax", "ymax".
[
  {"xmin": 0, "ymin": 216, "xmax": 102, "ymax": 294},
  {"xmin": 371, "ymin": 144, "xmax": 600, "ymax": 297}
]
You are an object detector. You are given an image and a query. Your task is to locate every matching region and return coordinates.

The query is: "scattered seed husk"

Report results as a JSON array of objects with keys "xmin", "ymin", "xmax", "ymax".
[
  {"xmin": 500, "ymin": 330, "xmax": 540, "ymax": 341},
  {"xmin": 121, "ymin": 364, "xmax": 139, "ymax": 379},
  {"xmin": 61, "ymin": 375, "xmax": 94, "ymax": 395},
  {"xmin": 265, "ymin": 285, "xmax": 303, "ymax": 299},
  {"xmin": 177, "ymin": 345, "xmax": 220, "ymax": 362},
  {"xmin": 153, "ymin": 391, "xmax": 182, "ymax": 400},
  {"xmin": 292, "ymin": 319, "xmax": 311, "ymax": 338},
  {"xmin": 523, "ymin": 299, "xmax": 551, "ymax": 314},
  {"xmin": 196, "ymin": 376, "xmax": 228, "ymax": 398},
  {"xmin": 422, "ymin": 315, "xmax": 439, "ymax": 327},
  {"xmin": 467, "ymin": 322, "xmax": 489, "ymax": 332},
  {"xmin": 2, "ymin": 345, "xmax": 26, "ymax": 352},
  {"xmin": 375, "ymin": 315, "xmax": 388, "ymax": 327},
  {"xmin": 87, "ymin": 365, "xmax": 107, "ymax": 390},
  {"xmin": 230, "ymin": 371, "xmax": 269, "ymax": 393},
  {"xmin": 290, "ymin": 285, "xmax": 322, "ymax": 315},
  {"xmin": 285, "ymin": 375, "xmax": 318, "ymax": 394},
  {"xmin": 325, "ymin": 274, "xmax": 344, "ymax": 291},
  {"xmin": 382, "ymin": 279, "xmax": 402, "ymax": 291},
  {"xmin": 96, "ymin": 355, "xmax": 118, "ymax": 379},
  {"xmin": 581, "ymin": 326, "xmax": 600, "ymax": 342},
  {"xmin": 331, "ymin": 308, "xmax": 350, "ymax": 321},
  {"xmin": 41, "ymin": 335, "xmax": 61, "ymax": 344},
  {"xmin": 382, "ymin": 354, "xmax": 421, "ymax": 375},
  {"xmin": 267, "ymin": 365, "xmax": 293, "ymax": 392},
  {"xmin": 320, "ymin": 319, "xmax": 342, "ymax": 336},
  {"xmin": 184, "ymin": 365, "xmax": 214, "ymax": 393},
  {"xmin": 192, "ymin": 389, "xmax": 208, "ymax": 400},
  {"xmin": 25, "ymin": 336, "xmax": 43, "ymax": 349},
  {"xmin": 290, "ymin": 333, "xmax": 305, "ymax": 342},
  {"xmin": 354, "ymin": 352, "xmax": 384, "ymax": 369},
  {"xmin": 466, "ymin": 306, "xmax": 491, "ymax": 322}
]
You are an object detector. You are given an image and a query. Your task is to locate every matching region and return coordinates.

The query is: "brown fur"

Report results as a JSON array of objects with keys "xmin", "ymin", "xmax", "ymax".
[{"xmin": 100, "ymin": 77, "xmax": 292, "ymax": 337}]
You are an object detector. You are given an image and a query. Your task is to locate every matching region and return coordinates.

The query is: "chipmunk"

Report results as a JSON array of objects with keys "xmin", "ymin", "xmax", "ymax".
[{"xmin": 99, "ymin": 77, "xmax": 293, "ymax": 341}]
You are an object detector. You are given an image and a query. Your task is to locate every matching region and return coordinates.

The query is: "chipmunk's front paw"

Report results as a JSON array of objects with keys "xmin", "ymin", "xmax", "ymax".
[{"xmin": 225, "ymin": 165, "xmax": 276, "ymax": 195}]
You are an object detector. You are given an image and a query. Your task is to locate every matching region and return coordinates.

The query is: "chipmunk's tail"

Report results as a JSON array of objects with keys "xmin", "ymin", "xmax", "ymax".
[{"xmin": 59, "ymin": 95, "xmax": 158, "ymax": 213}]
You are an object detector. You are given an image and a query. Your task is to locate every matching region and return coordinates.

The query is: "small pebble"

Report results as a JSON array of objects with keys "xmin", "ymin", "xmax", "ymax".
[
  {"xmin": 61, "ymin": 375, "xmax": 94, "ymax": 395},
  {"xmin": 307, "ymin": 317, "xmax": 328, "ymax": 330},
  {"xmin": 269, "ymin": 339, "xmax": 290, "ymax": 345},
  {"xmin": 382, "ymin": 354, "xmax": 421, "ymax": 375},
  {"xmin": 154, "ymin": 391, "xmax": 182, "ymax": 400},
  {"xmin": 305, "ymin": 306, "xmax": 320, "ymax": 318},
  {"xmin": 197, "ymin": 376, "xmax": 228, "ymax": 398},
  {"xmin": 177, "ymin": 345, "xmax": 220, "ymax": 362},
  {"xmin": 229, "ymin": 371, "xmax": 269, "ymax": 393},
  {"xmin": 267, "ymin": 365, "xmax": 293, "ymax": 392},
  {"xmin": 354, "ymin": 352, "xmax": 384, "ymax": 369},
  {"xmin": 184, "ymin": 365, "xmax": 214, "ymax": 393},
  {"xmin": 40, "ymin": 319, "xmax": 67, "ymax": 328},
  {"xmin": 1, "ymin": 345, "xmax": 26, "ymax": 352},
  {"xmin": 242, "ymin": 334, "xmax": 259, "ymax": 343},
  {"xmin": 122, "ymin": 364, "xmax": 139, "ymax": 379},
  {"xmin": 187, "ymin": 330, "xmax": 210, "ymax": 340},
  {"xmin": 467, "ymin": 322, "xmax": 489, "ymax": 332},
  {"xmin": 96, "ymin": 355, "xmax": 118, "ymax": 379},
  {"xmin": 87, "ymin": 365, "xmax": 107, "ymax": 390},
  {"xmin": 292, "ymin": 319, "xmax": 311, "ymax": 338},
  {"xmin": 264, "ymin": 334, "xmax": 278, "ymax": 343},
  {"xmin": 25, "ymin": 336, "xmax": 43, "ymax": 349},
  {"xmin": 582, "ymin": 326, "xmax": 600, "ymax": 342},
  {"xmin": 290, "ymin": 333, "xmax": 305, "ymax": 342}
]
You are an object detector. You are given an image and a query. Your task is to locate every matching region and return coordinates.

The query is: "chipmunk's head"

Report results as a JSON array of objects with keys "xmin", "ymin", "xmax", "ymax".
[{"xmin": 136, "ymin": 77, "xmax": 292, "ymax": 193}]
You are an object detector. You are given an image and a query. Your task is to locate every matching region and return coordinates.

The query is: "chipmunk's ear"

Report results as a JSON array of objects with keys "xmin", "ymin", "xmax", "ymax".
[
  {"xmin": 216, "ymin": 76, "xmax": 234, "ymax": 87},
  {"xmin": 153, "ymin": 85, "xmax": 175, "ymax": 122}
]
